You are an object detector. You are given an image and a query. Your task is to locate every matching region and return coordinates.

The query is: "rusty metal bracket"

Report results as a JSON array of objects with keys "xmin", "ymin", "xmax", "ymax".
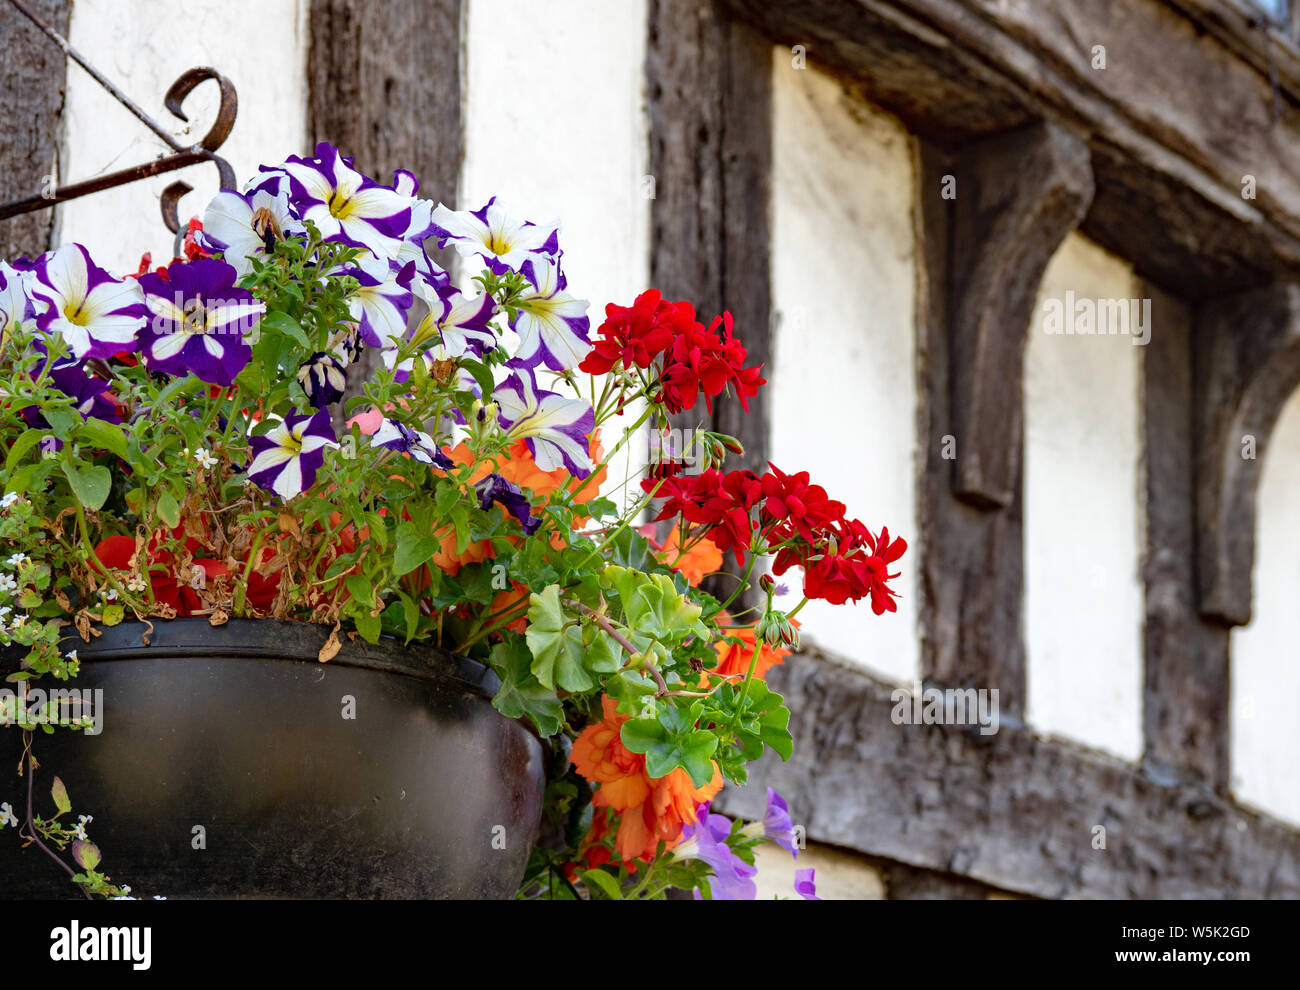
[{"xmin": 0, "ymin": 0, "xmax": 238, "ymax": 234}]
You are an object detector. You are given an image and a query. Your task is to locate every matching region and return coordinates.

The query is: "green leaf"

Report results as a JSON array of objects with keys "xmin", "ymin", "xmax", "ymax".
[
  {"xmin": 352, "ymin": 611, "xmax": 381, "ymax": 644},
  {"xmin": 61, "ymin": 463, "xmax": 111, "ymax": 510},
  {"xmin": 76, "ymin": 418, "xmax": 128, "ymax": 459},
  {"xmin": 101, "ymin": 603, "xmax": 125, "ymax": 627},
  {"xmin": 393, "ymin": 523, "xmax": 440, "ymax": 577},
  {"xmin": 4, "ymin": 429, "xmax": 45, "ymax": 476},
  {"xmin": 489, "ymin": 638, "xmax": 564, "ymax": 737},
  {"xmin": 260, "ymin": 310, "xmax": 311, "ymax": 348},
  {"xmin": 157, "ymin": 490, "xmax": 181, "ymax": 528},
  {"xmin": 580, "ymin": 869, "xmax": 624, "ymax": 900},
  {"xmin": 523, "ymin": 586, "xmax": 619, "ymax": 693},
  {"xmin": 43, "ymin": 406, "xmax": 78, "ymax": 438},
  {"xmin": 51, "ymin": 776, "xmax": 71, "ymax": 816},
  {"xmin": 621, "ymin": 710, "xmax": 719, "ymax": 787}
]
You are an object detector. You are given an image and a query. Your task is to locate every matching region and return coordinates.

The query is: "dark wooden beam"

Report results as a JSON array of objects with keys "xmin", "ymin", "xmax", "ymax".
[
  {"xmin": 308, "ymin": 0, "xmax": 462, "ymax": 412},
  {"xmin": 716, "ymin": 650, "xmax": 1300, "ymax": 899},
  {"xmin": 1141, "ymin": 283, "xmax": 1232, "ymax": 790},
  {"xmin": 0, "ymin": 0, "xmax": 71, "ymax": 260},
  {"xmin": 646, "ymin": 0, "xmax": 773, "ymax": 472},
  {"xmin": 1193, "ymin": 283, "xmax": 1300, "ymax": 627},
  {"xmin": 718, "ymin": 0, "xmax": 1300, "ymax": 297},
  {"xmin": 871, "ymin": 856, "xmax": 1007, "ymax": 899},
  {"xmin": 915, "ymin": 128, "xmax": 1090, "ymax": 716}
]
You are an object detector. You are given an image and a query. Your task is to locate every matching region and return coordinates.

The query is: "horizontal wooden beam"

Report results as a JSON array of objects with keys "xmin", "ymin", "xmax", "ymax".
[
  {"xmin": 719, "ymin": 0, "xmax": 1300, "ymax": 297},
  {"xmin": 715, "ymin": 650, "xmax": 1300, "ymax": 899}
]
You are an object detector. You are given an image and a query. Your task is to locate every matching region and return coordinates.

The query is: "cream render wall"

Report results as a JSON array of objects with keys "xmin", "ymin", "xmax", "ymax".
[
  {"xmin": 1024, "ymin": 234, "xmax": 1144, "ymax": 760},
  {"xmin": 54, "ymin": 0, "xmax": 310, "ymax": 274},
  {"xmin": 1230, "ymin": 390, "xmax": 1300, "ymax": 828},
  {"xmin": 461, "ymin": 0, "xmax": 651, "ymax": 504},
  {"xmin": 768, "ymin": 51, "xmax": 920, "ymax": 685}
]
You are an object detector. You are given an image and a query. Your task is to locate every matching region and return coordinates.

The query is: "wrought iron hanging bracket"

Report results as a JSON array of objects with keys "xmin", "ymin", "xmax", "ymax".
[{"xmin": 0, "ymin": 0, "xmax": 238, "ymax": 235}]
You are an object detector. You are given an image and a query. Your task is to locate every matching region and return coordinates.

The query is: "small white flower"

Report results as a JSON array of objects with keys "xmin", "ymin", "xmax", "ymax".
[
  {"xmin": 153, "ymin": 895, "xmax": 167, "ymax": 900},
  {"xmin": 120, "ymin": 885, "xmax": 130, "ymax": 894},
  {"xmin": 101, "ymin": 587, "xmax": 119, "ymax": 601},
  {"xmin": 127, "ymin": 575, "xmax": 147, "ymax": 593},
  {"xmin": 6, "ymin": 553, "xmax": 28, "ymax": 569},
  {"xmin": 0, "ymin": 606, "xmax": 10, "ymax": 619},
  {"xmin": 10, "ymin": 615, "xmax": 26, "ymax": 630},
  {"xmin": 0, "ymin": 802, "xmax": 17, "ymax": 827},
  {"xmin": 65, "ymin": 649, "xmax": 77, "ymax": 662},
  {"xmin": 73, "ymin": 822, "xmax": 88, "ymax": 840},
  {"xmin": 0, "ymin": 492, "xmax": 18, "ymax": 508},
  {"xmin": 193, "ymin": 448, "xmax": 218, "ymax": 470},
  {"xmin": 0, "ymin": 574, "xmax": 16, "ymax": 595},
  {"xmin": 78, "ymin": 813, "xmax": 93, "ymax": 824}
]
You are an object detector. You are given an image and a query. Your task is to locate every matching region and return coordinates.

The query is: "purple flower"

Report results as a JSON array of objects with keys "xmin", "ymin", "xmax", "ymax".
[
  {"xmin": 370, "ymin": 418, "xmax": 453, "ymax": 469},
  {"xmin": 675, "ymin": 802, "xmax": 757, "ymax": 901},
  {"xmin": 246, "ymin": 407, "xmax": 338, "ymax": 501},
  {"xmin": 296, "ymin": 352, "xmax": 348, "ymax": 407},
  {"xmin": 279, "ymin": 143, "xmax": 414, "ymax": 260},
  {"xmin": 337, "ymin": 255, "xmax": 415, "ymax": 348},
  {"xmin": 28, "ymin": 244, "xmax": 145, "ymax": 360},
  {"xmin": 21, "ymin": 350, "xmax": 120, "ymax": 429},
  {"xmin": 0, "ymin": 262, "xmax": 34, "ymax": 334},
  {"xmin": 200, "ymin": 185, "xmax": 305, "ymax": 277},
  {"xmin": 475, "ymin": 473, "xmax": 542, "ymax": 535},
  {"xmin": 741, "ymin": 788, "xmax": 799, "ymax": 857},
  {"xmin": 794, "ymin": 868, "xmax": 820, "ymax": 900},
  {"xmin": 507, "ymin": 256, "xmax": 591, "ymax": 371},
  {"xmin": 429, "ymin": 197, "xmax": 558, "ymax": 275},
  {"xmin": 383, "ymin": 275, "xmax": 497, "ymax": 382},
  {"xmin": 494, "ymin": 371, "xmax": 594, "ymax": 478},
  {"xmin": 137, "ymin": 259, "xmax": 261, "ymax": 386}
]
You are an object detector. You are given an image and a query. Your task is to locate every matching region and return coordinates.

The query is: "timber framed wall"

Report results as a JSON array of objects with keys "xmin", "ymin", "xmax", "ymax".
[{"xmin": 650, "ymin": 0, "xmax": 1300, "ymax": 897}]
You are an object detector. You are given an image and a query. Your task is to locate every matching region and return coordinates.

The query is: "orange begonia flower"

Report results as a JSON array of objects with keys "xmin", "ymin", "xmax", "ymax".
[
  {"xmin": 658, "ymin": 528, "xmax": 722, "ymax": 587},
  {"xmin": 711, "ymin": 622, "xmax": 795, "ymax": 682},
  {"xmin": 571, "ymin": 696, "xmax": 724, "ymax": 867}
]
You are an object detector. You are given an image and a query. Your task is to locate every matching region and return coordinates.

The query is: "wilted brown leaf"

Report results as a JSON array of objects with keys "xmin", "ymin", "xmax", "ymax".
[{"xmin": 317, "ymin": 622, "xmax": 342, "ymax": 663}]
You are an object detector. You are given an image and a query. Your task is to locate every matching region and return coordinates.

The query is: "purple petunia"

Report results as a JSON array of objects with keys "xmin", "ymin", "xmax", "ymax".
[
  {"xmin": 675, "ymin": 802, "xmax": 758, "ymax": 901},
  {"xmin": 475, "ymin": 473, "xmax": 542, "ymax": 535},
  {"xmin": 28, "ymin": 244, "xmax": 145, "ymax": 361},
  {"xmin": 21, "ymin": 349, "xmax": 121, "ymax": 432},
  {"xmin": 740, "ymin": 788, "xmax": 800, "ymax": 857},
  {"xmin": 336, "ymin": 254, "xmax": 415, "ymax": 349},
  {"xmin": 200, "ymin": 182, "xmax": 306, "ymax": 278},
  {"xmin": 370, "ymin": 418, "xmax": 453, "ymax": 469},
  {"xmin": 794, "ymin": 867, "xmax": 820, "ymax": 900},
  {"xmin": 246, "ymin": 407, "xmax": 338, "ymax": 501},
  {"xmin": 296, "ymin": 352, "xmax": 348, "ymax": 408},
  {"xmin": 279, "ymin": 143, "xmax": 415, "ymax": 260},
  {"xmin": 136, "ymin": 259, "xmax": 262, "ymax": 386},
  {"xmin": 494, "ymin": 370, "xmax": 594, "ymax": 478},
  {"xmin": 0, "ymin": 262, "xmax": 34, "ymax": 335},
  {"xmin": 428, "ymin": 197, "xmax": 559, "ymax": 275},
  {"xmin": 507, "ymin": 256, "xmax": 591, "ymax": 372}
]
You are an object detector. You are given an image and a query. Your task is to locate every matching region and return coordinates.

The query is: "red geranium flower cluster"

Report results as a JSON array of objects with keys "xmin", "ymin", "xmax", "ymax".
[
  {"xmin": 645, "ymin": 462, "xmax": 906, "ymax": 613},
  {"xmin": 579, "ymin": 289, "xmax": 766, "ymax": 415}
]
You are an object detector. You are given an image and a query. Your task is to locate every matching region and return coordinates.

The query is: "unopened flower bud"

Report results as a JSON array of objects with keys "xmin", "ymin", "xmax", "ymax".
[{"xmin": 759, "ymin": 574, "xmax": 775, "ymax": 593}]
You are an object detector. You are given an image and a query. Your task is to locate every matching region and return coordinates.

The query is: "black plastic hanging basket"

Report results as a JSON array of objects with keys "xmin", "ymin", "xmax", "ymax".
[{"xmin": 1, "ymin": 618, "xmax": 547, "ymax": 899}]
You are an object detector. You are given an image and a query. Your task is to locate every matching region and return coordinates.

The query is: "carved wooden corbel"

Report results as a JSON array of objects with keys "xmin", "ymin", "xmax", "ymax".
[
  {"xmin": 1194, "ymin": 284, "xmax": 1300, "ymax": 626},
  {"xmin": 949, "ymin": 123, "xmax": 1094, "ymax": 508}
]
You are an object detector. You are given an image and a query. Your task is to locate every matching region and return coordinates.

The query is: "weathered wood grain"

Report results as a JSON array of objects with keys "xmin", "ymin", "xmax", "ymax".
[
  {"xmin": 1193, "ymin": 283, "xmax": 1300, "ymax": 627},
  {"xmin": 308, "ymin": 0, "xmax": 462, "ymax": 417},
  {"xmin": 0, "ymin": 0, "xmax": 71, "ymax": 261},
  {"xmin": 1141, "ymin": 283, "xmax": 1232, "ymax": 789},
  {"xmin": 715, "ymin": 649, "xmax": 1300, "ymax": 899}
]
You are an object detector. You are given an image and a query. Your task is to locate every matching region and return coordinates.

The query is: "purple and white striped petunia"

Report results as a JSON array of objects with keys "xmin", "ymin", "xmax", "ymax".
[
  {"xmin": 279, "ymin": 143, "xmax": 414, "ymax": 260},
  {"xmin": 370, "ymin": 417, "xmax": 453, "ymax": 469},
  {"xmin": 28, "ymin": 244, "xmax": 145, "ymax": 361},
  {"xmin": 383, "ymin": 277, "xmax": 497, "ymax": 382},
  {"xmin": 494, "ymin": 371, "xmax": 595, "ymax": 478},
  {"xmin": 740, "ymin": 787, "xmax": 800, "ymax": 857},
  {"xmin": 336, "ymin": 254, "xmax": 415, "ymax": 348},
  {"xmin": 428, "ymin": 197, "xmax": 558, "ymax": 275},
  {"xmin": 136, "ymin": 259, "xmax": 262, "ymax": 386},
  {"xmin": 296, "ymin": 352, "xmax": 348, "ymax": 408},
  {"xmin": 794, "ymin": 868, "xmax": 820, "ymax": 900},
  {"xmin": 675, "ymin": 803, "xmax": 758, "ymax": 901},
  {"xmin": 475, "ymin": 473, "xmax": 542, "ymax": 535},
  {"xmin": 507, "ymin": 256, "xmax": 591, "ymax": 371},
  {"xmin": 0, "ymin": 262, "xmax": 35, "ymax": 335},
  {"xmin": 246, "ymin": 407, "xmax": 338, "ymax": 501},
  {"xmin": 200, "ymin": 185, "xmax": 305, "ymax": 278}
]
